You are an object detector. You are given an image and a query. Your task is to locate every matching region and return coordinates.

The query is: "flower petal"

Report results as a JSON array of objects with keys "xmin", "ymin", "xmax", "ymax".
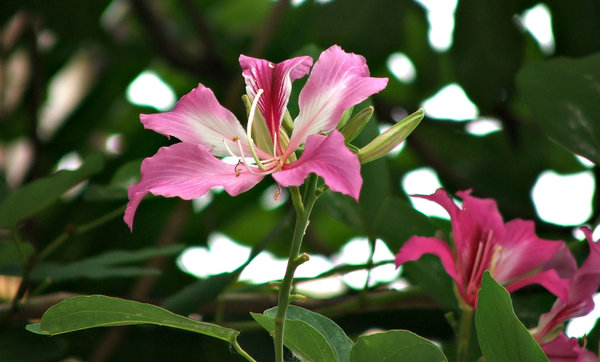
[
  {"xmin": 124, "ymin": 143, "xmax": 263, "ymax": 230},
  {"xmin": 494, "ymin": 219, "xmax": 576, "ymax": 283},
  {"xmin": 271, "ymin": 130, "xmax": 362, "ymax": 200},
  {"xmin": 287, "ymin": 45, "xmax": 388, "ymax": 154},
  {"xmin": 140, "ymin": 84, "xmax": 260, "ymax": 158},
  {"xmin": 395, "ymin": 236, "xmax": 459, "ymax": 282},
  {"xmin": 541, "ymin": 333, "xmax": 597, "ymax": 362},
  {"xmin": 506, "ymin": 269, "xmax": 571, "ymax": 303},
  {"xmin": 239, "ymin": 54, "xmax": 313, "ymax": 143}
]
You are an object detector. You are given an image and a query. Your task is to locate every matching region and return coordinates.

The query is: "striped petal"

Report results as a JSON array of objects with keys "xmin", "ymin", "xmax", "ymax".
[
  {"xmin": 124, "ymin": 143, "xmax": 264, "ymax": 230},
  {"xmin": 140, "ymin": 84, "xmax": 262, "ymax": 158},
  {"xmin": 239, "ymin": 54, "xmax": 313, "ymax": 144},
  {"xmin": 272, "ymin": 130, "xmax": 362, "ymax": 200},
  {"xmin": 286, "ymin": 45, "xmax": 388, "ymax": 155}
]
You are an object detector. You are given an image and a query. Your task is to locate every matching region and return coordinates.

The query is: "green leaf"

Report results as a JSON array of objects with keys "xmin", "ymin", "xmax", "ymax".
[
  {"xmin": 0, "ymin": 241, "xmax": 35, "ymax": 267},
  {"xmin": 26, "ymin": 245, "xmax": 184, "ymax": 281},
  {"xmin": 251, "ymin": 309, "xmax": 338, "ymax": 362},
  {"xmin": 350, "ymin": 330, "xmax": 447, "ymax": 362},
  {"xmin": 28, "ymin": 295, "xmax": 239, "ymax": 343},
  {"xmin": 452, "ymin": 0, "xmax": 523, "ymax": 111},
  {"xmin": 0, "ymin": 153, "xmax": 104, "ymax": 228},
  {"xmin": 84, "ymin": 159, "xmax": 142, "ymax": 201},
  {"xmin": 263, "ymin": 306, "xmax": 353, "ymax": 362},
  {"xmin": 517, "ymin": 54, "xmax": 600, "ymax": 165},
  {"xmin": 475, "ymin": 272, "xmax": 548, "ymax": 362},
  {"xmin": 161, "ymin": 272, "xmax": 239, "ymax": 315}
]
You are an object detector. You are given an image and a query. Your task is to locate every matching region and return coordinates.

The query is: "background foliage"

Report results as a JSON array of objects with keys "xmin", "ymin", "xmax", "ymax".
[{"xmin": 1, "ymin": 0, "xmax": 599, "ymax": 360}]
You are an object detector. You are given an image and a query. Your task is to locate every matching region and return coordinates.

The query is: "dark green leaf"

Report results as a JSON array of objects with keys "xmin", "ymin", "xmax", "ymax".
[
  {"xmin": 0, "ymin": 153, "xmax": 104, "ymax": 228},
  {"xmin": 263, "ymin": 306, "xmax": 353, "ymax": 362},
  {"xmin": 251, "ymin": 310, "xmax": 338, "ymax": 362},
  {"xmin": 475, "ymin": 272, "xmax": 548, "ymax": 362},
  {"xmin": 452, "ymin": 0, "xmax": 523, "ymax": 111},
  {"xmin": 27, "ymin": 245, "xmax": 184, "ymax": 281},
  {"xmin": 29, "ymin": 295, "xmax": 239, "ymax": 343},
  {"xmin": 350, "ymin": 330, "xmax": 447, "ymax": 362},
  {"xmin": 517, "ymin": 53, "xmax": 600, "ymax": 165},
  {"xmin": 0, "ymin": 241, "xmax": 34, "ymax": 267}
]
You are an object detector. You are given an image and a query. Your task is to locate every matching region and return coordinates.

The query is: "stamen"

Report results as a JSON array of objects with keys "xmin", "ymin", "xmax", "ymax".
[
  {"xmin": 246, "ymin": 89, "xmax": 266, "ymax": 169},
  {"xmin": 274, "ymin": 184, "xmax": 281, "ymax": 201}
]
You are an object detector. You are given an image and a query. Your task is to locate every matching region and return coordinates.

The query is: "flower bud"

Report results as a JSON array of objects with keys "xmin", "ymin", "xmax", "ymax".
[
  {"xmin": 357, "ymin": 108, "xmax": 424, "ymax": 164},
  {"xmin": 339, "ymin": 106, "xmax": 374, "ymax": 143},
  {"xmin": 242, "ymin": 94, "xmax": 273, "ymax": 155},
  {"xmin": 337, "ymin": 106, "xmax": 354, "ymax": 129}
]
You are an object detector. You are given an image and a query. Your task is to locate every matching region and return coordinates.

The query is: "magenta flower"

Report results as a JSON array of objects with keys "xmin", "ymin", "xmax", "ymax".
[
  {"xmin": 124, "ymin": 45, "xmax": 388, "ymax": 230},
  {"xmin": 394, "ymin": 189, "xmax": 577, "ymax": 307},
  {"xmin": 540, "ymin": 333, "xmax": 597, "ymax": 362},
  {"xmin": 535, "ymin": 227, "xmax": 600, "ymax": 361}
]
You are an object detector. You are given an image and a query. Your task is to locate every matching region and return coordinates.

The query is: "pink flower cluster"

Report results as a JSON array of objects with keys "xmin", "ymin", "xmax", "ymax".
[
  {"xmin": 395, "ymin": 189, "xmax": 600, "ymax": 361},
  {"xmin": 124, "ymin": 45, "xmax": 387, "ymax": 230}
]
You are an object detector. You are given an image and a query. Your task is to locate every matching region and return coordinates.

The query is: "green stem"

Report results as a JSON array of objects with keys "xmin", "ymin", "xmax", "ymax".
[
  {"xmin": 232, "ymin": 339, "xmax": 257, "ymax": 362},
  {"xmin": 273, "ymin": 176, "xmax": 319, "ymax": 362},
  {"xmin": 457, "ymin": 307, "xmax": 474, "ymax": 362}
]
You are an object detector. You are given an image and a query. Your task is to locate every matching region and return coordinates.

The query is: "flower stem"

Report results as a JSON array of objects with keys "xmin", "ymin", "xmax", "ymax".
[
  {"xmin": 457, "ymin": 307, "xmax": 474, "ymax": 362},
  {"xmin": 273, "ymin": 176, "xmax": 319, "ymax": 362}
]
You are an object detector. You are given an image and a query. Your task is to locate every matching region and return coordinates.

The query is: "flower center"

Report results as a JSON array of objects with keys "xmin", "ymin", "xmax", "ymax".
[{"xmin": 222, "ymin": 89, "xmax": 287, "ymax": 177}]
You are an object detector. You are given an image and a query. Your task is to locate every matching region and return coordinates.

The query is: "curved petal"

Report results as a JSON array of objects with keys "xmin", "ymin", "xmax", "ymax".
[
  {"xmin": 124, "ymin": 143, "xmax": 264, "ymax": 230},
  {"xmin": 494, "ymin": 219, "xmax": 574, "ymax": 283},
  {"xmin": 287, "ymin": 45, "xmax": 388, "ymax": 155},
  {"xmin": 272, "ymin": 130, "xmax": 362, "ymax": 200},
  {"xmin": 505, "ymin": 269, "xmax": 571, "ymax": 302},
  {"xmin": 395, "ymin": 236, "xmax": 459, "ymax": 282},
  {"xmin": 541, "ymin": 333, "xmax": 597, "ymax": 362},
  {"xmin": 140, "ymin": 84, "xmax": 263, "ymax": 158},
  {"xmin": 415, "ymin": 189, "xmax": 504, "ymax": 276},
  {"xmin": 239, "ymin": 54, "xmax": 313, "ymax": 143}
]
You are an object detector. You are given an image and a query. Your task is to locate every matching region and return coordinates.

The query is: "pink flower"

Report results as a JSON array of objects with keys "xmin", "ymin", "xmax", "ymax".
[
  {"xmin": 535, "ymin": 227, "xmax": 600, "ymax": 361},
  {"xmin": 394, "ymin": 189, "xmax": 577, "ymax": 307},
  {"xmin": 540, "ymin": 333, "xmax": 597, "ymax": 362},
  {"xmin": 124, "ymin": 45, "xmax": 388, "ymax": 230}
]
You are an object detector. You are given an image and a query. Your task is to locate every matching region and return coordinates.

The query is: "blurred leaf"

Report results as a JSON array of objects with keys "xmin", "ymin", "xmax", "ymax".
[
  {"xmin": 161, "ymin": 272, "xmax": 238, "ymax": 315},
  {"xmin": 371, "ymin": 196, "xmax": 437, "ymax": 251},
  {"xmin": 350, "ymin": 330, "xmax": 447, "ymax": 362},
  {"xmin": 0, "ymin": 153, "xmax": 104, "ymax": 228},
  {"xmin": 475, "ymin": 272, "xmax": 548, "ymax": 362},
  {"xmin": 0, "ymin": 241, "xmax": 34, "ymax": 267},
  {"xmin": 411, "ymin": 120, "xmax": 583, "ymax": 220},
  {"xmin": 264, "ymin": 306, "xmax": 353, "ymax": 362},
  {"xmin": 251, "ymin": 308, "xmax": 339, "ymax": 362},
  {"xmin": 517, "ymin": 53, "xmax": 600, "ymax": 165},
  {"xmin": 84, "ymin": 159, "xmax": 142, "ymax": 201},
  {"xmin": 28, "ymin": 295, "xmax": 240, "ymax": 343},
  {"xmin": 1, "ymin": 324, "xmax": 66, "ymax": 361},
  {"xmin": 403, "ymin": 254, "xmax": 458, "ymax": 310},
  {"xmin": 26, "ymin": 245, "xmax": 184, "ymax": 281},
  {"xmin": 452, "ymin": 0, "xmax": 523, "ymax": 111}
]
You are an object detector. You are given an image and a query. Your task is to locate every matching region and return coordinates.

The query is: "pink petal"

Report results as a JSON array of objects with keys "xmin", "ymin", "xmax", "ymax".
[
  {"xmin": 271, "ymin": 130, "xmax": 362, "ymax": 200},
  {"xmin": 124, "ymin": 143, "xmax": 263, "ymax": 230},
  {"xmin": 494, "ymin": 219, "xmax": 575, "ymax": 283},
  {"xmin": 506, "ymin": 269, "xmax": 571, "ymax": 302},
  {"xmin": 541, "ymin": 333, "xmax": 597, "ymax": 362},
  {"xmin": 286, "ymin": 45, "xmax": 388, "ymax": 155},
  {"xmin": 140, "ymin": 84, "xmax": 263, "ymax": 158},
  {"xmin": 239, "ymin": 55, "xmax": 313, "ymax": 143},
  {"xmin": 395, "ymin": 236, "xmax": 459, "ymax": 282},
  {"xmin": 415, "ymin": 189, "xmax": 505, "ymax": 278}
]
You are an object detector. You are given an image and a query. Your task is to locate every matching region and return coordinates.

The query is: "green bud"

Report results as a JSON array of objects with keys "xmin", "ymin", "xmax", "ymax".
[
  {"xmin": 337, "ymin": 106, "xmax": 354, "ymax": 129},
  {"xmin": 357, "ymin": 108, "xmax": 424, "ymax": 164},
  {"xmin": 339, "ymin": 106, "xmax": 374, "ymax": 143},
  {"xmin": 282, "ymin": 108, "xmax": 294, "ymax": 135},
  {"xmin": 242, "ymin": 94, "xmax": 272, "ymax": 155}
]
